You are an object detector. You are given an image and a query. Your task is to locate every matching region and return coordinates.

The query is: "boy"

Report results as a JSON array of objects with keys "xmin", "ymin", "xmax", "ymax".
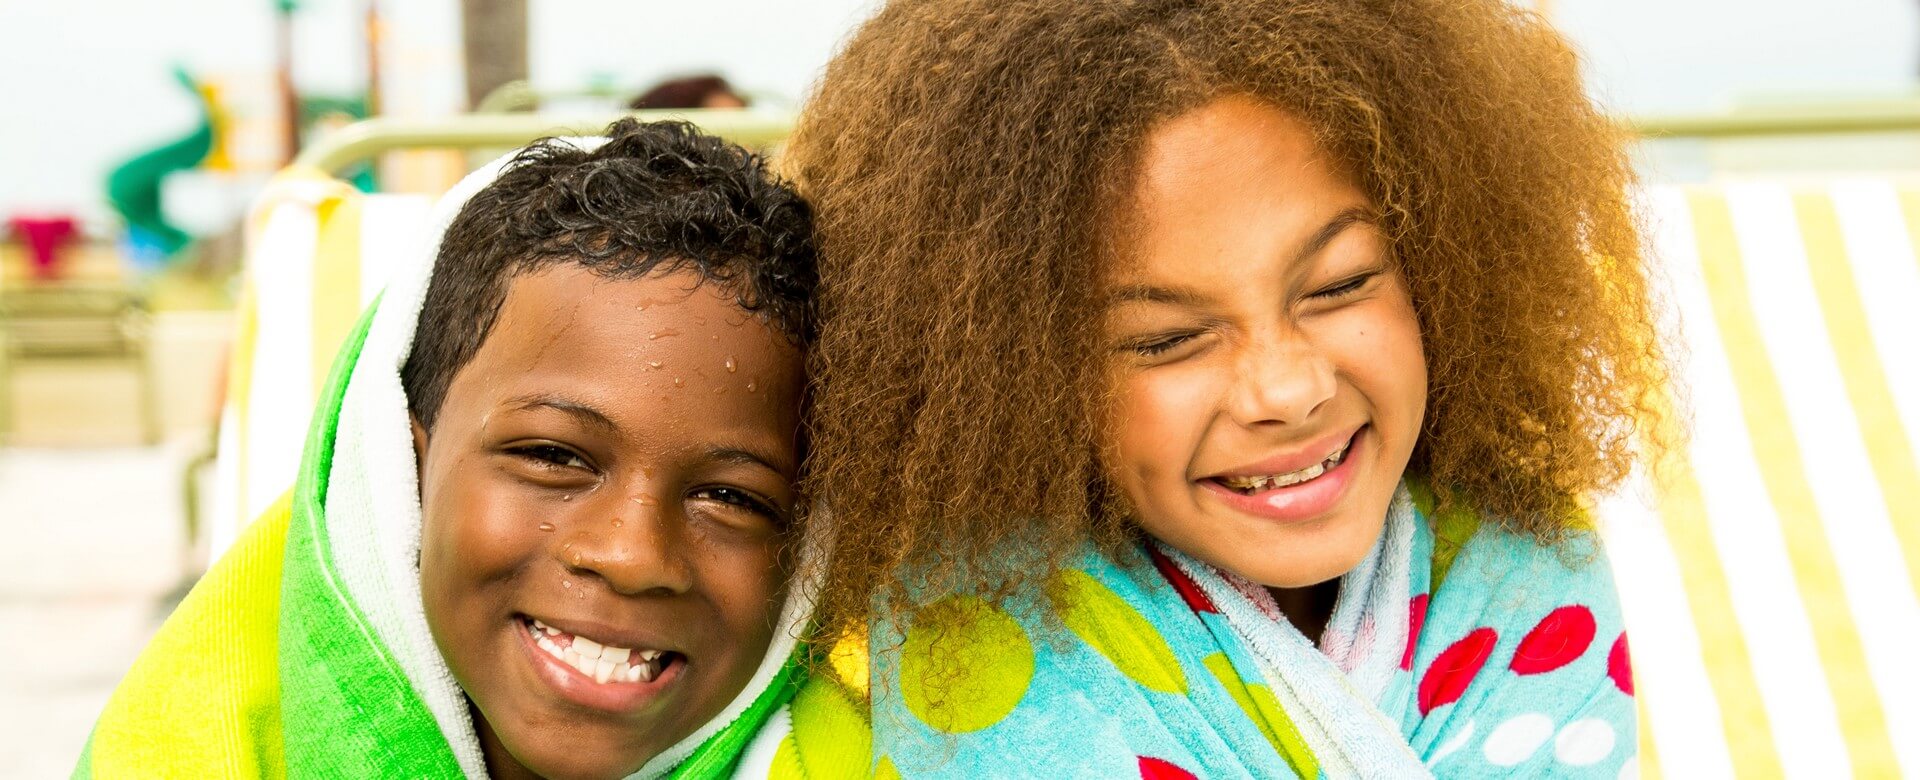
[{"xmin": 79, "ymin": 119, "xmax": 817, "ymax": 779}]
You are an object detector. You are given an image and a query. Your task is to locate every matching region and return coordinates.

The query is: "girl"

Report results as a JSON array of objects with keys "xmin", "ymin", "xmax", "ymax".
[{"xmin": 754, "ymin": 0, "xmax": 1667, "ymax": 777}]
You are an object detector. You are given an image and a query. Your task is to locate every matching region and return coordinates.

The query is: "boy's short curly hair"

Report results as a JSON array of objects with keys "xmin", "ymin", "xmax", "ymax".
[
  {"xmin": 403, "ymin": 118, "xmax": 817, "ymax": 429},
  {"xmin": 788, "ymin": 0, "xmax": 1671, "ymax": 640}
]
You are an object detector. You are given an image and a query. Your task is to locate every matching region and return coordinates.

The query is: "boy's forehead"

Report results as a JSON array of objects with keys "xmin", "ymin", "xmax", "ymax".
[{"xmin": 451, "ymin": 265, "xmax": 804, "ymax": 426}]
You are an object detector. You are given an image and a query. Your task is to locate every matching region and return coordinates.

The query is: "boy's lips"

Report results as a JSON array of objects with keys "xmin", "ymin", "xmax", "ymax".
[{"xmin": 515, "ymin": 614, "xmax": 686, "ymax": 713}]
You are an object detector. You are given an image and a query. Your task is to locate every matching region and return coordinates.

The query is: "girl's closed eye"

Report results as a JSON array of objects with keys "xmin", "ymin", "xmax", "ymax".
[
  {"xmin": 1311, "ymin": 270, "xmax": 1380, "ymax": 301},
  {"xmin": 1128, "ymin": 331, "xmax": 1201, "ymax": 357}
]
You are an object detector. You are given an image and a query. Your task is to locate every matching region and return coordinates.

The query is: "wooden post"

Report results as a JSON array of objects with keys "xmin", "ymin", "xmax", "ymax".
[{"xmin": 461, "ymin": 0, "xmax": 529, "ymax": 111}]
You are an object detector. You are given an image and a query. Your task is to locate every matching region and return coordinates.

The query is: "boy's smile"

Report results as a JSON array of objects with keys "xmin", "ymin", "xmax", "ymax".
[{"xmin": 414, "ymin": 265, "xmax": 804, "ymax": 780}]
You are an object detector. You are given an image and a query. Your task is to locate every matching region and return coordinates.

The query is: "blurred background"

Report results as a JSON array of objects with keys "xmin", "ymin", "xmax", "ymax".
[{"xmin": 3, "ymin": 0, "xmax": 1919, "ymax": 776}]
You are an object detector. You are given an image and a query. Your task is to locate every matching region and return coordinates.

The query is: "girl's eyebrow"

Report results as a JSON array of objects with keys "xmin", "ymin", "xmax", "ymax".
[
  {"xmin": 1105, "ymin": 206, "xmax": 1377, "ymax": 309},
  {"xmin": 1107, "ymin": 283, "xmax": 1202, "ymax": 307},
  {"xmin": 1294, "ymin": 206, "xmax": 1377, "ymax": 266}
]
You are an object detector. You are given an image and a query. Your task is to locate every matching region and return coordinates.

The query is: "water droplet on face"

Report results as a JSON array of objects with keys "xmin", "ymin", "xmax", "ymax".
[
  {"xmin": 561, "ymin": 494, "xmax": 572, "ymax": 502},
  {"xmin": 648, "ymin": 360, "xmax": 663, "ymax": 369},
  {"xmin": 571, "ymin": 552, "xmax": 582, "ymax": 566},
  {"xmin": 562, "ymin": 541, "xmax": 572, "ymax": 550},
  {"xmin": 746, "ymin": 380, "xmax": 757, "ymax": 393},
  {"xmin": 562, "ymin": 579, "xmax": 573, "ymax": 588},
  {"xmin": 713, "ymin": 386, "xmax": 726, "ymax": 395},
  {"xmin": 647, "ymin": 328, "xmax": 680, "ymax": 340},
  {"xmin": 611, "ymin": 518, "xmax": 623, "ymax": 528},
  {"xmin": 672, "ymin": 376, "xmax": 683, "ymax": 387},
  {"xmin": 725, "ymin": 356, "xmax": 737, "ymax": 373},
  {"xmin": 537, "ymin": 522, "xmax": 555, "ymax": 532},
  {"xmin": 630, "ymin": 494, "xmax": 656, "ymax": 506}
]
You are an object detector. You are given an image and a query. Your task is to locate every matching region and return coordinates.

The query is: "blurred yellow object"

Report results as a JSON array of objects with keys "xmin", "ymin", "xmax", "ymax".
[{"xmin": 206, "ymin": 168, "xmax": 429, "ymax": 555}]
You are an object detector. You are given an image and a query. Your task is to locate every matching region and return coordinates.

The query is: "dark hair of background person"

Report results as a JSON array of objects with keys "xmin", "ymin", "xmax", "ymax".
[
  {"xmin": 402, "ymin": 118, "xmax": 816, "ymax": 431},
  {"xmin": 628, "ymin": 74, "xmax": 749, "ymax": 110},
  {"xmin": 785, "ymin": 0, "xmax": 1672, "ymax": 644}
]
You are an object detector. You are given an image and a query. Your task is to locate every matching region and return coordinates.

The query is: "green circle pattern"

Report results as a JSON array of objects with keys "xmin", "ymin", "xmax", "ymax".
[
  {"xmin": 899, "ymin": 595, "xmax": 1036, "ymax": 733},
  {"xmin": 1048, "ymin": 569, "xmax": 1188, "ymax": 694}
]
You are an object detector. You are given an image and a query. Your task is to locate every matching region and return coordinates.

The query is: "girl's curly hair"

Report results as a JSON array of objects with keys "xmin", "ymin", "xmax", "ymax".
[{"xmin": 788, "ymin": 0, "xmax": 1670, "ymax": 643}]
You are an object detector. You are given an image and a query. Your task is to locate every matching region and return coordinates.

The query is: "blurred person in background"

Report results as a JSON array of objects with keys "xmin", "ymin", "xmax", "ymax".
[{"xmin": 629, "ymin": 74, "xmax": 749, "ymax": 110}]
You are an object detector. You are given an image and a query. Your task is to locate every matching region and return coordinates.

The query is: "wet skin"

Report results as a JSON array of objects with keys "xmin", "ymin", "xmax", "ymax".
[
  {"xmin": 1102, "ymin": 96, "xmax": 1428, "ymax": 627},
  {"xmin": 413, "ymin": 266, "xmax": 804, "ymax": 780}
]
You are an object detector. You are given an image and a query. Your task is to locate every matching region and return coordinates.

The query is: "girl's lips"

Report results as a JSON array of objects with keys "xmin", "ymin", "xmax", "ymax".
[
  {"xmin": 516, "ymin": 618, "xmax": 684, "ymax": 714},
  {"xmin": 1198, "ymin": 429, "xmax": 1363, "ymax": 523}
]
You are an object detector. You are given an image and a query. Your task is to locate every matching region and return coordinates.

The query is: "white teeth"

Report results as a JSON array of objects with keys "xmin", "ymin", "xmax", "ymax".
[
  {"xmin": 1218, "ymin": 440, "xmax": 1351, "ymax": 493},
  {"xmin": 528, "ymin": 620, "xmax": 663, "ymax": 684}
]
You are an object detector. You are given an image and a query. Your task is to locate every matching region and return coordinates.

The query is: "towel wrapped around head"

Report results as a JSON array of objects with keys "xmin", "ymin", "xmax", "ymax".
[{"xmin": 79, "ymin": 140, "xmax": 814, "ymax": 780}]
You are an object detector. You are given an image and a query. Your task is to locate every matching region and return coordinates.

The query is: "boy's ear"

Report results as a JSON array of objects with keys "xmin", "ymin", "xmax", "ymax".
[{"xmin": 409, "ymin": 414, "xmax": 429, "ymax": 479}]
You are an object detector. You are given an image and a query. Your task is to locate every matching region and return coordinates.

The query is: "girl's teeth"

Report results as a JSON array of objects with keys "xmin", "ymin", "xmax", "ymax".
[
  {"xmin": 1219, "ymin": 441, "xmax": 1351, "ymax": 493},
  {"xmin": 573, "ymin": 637, "xmax": 604, "ymax": 660}
]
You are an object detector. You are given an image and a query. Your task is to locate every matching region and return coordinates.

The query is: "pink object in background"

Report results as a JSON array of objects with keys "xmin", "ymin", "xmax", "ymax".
[{"xmin": 9, "ymin": 215, "xmax": 80, "ymax": 279}]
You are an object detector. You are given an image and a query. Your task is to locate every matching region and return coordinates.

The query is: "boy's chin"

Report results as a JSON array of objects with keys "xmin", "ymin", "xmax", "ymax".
[{"xmin": 487, "ymin": 717, "xmax": 668, "ymax": 780}]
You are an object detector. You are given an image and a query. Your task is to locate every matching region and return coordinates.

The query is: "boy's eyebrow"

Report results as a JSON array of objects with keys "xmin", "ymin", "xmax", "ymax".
[
  {"xmin": 707, "ymin": 446, "xmax": 797, "ymax": 479},
  {"xmin": 506, "ymin": 394, "xmax": 620, "ymax": 434}
]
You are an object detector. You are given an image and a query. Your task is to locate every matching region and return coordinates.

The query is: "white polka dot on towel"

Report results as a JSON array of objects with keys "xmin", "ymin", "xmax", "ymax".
[
  {"xmin": 1554, "ymin": 718, "xmax": 1616, "ymax": 766},
  {"xmin": 1483, "ymin": 713, "xmax": 1555, "ymax": 766}
]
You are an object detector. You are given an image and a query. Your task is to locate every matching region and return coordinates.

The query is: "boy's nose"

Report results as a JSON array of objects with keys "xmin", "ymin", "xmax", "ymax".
[{"xmin": 560, "ymin": 495, "xmax": 696, "ymax": 596}]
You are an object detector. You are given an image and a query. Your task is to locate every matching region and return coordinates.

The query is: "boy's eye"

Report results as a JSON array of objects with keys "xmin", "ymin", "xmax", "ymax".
[
  {"xmin": 510, "ymin": 444, "xmax": 591, "ymax": 470},
  {"xmin": 691, "ymin": 486, "xmax": 783, "ymax": 523}
]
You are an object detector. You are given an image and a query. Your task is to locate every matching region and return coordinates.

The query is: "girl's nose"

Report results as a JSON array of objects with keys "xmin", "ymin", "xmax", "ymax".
[
  {"xmin": 560, "ymin": 492, "xmax": 695, "ymax": 596},
  {"xmin": 1226, "ymin": 326, "xmax": 1336, "ymax": 428}
]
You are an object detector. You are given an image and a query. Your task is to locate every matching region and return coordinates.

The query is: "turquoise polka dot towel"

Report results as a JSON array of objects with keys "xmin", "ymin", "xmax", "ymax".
[{"xmin": 821, "ymin": 482, "xmax": 1637, "ymax": 778}]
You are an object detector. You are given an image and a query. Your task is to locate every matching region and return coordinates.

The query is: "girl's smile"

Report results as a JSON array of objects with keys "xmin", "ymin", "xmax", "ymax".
[{"xmin": 1102, "ymin": 95, "xmax": 1428, "ymax": 592}]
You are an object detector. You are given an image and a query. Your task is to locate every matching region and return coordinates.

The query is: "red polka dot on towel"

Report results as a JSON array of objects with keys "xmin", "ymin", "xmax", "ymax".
[
  {"xmin": 1608, "ymin": 632, "xmax": 1633, "ymax": 695},
  {"xmin": 1419, "ymin": 627, "xmax": 1498, "ymax": 714},
  {"xmin": 1138, "ymin": 755, "xmax": 1199, "ymax": 779},
  {"xmin": 1510, "ymin": 605, "xmax": 1595, "ymax": 676}
]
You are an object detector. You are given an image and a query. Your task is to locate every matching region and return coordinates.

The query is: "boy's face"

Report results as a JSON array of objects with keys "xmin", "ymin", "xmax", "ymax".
[{"xmin": 415, "ymin": 265, "xmax": 804, "ymax": 779}]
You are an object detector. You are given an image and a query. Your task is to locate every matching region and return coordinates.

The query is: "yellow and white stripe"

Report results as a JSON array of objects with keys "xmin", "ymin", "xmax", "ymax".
[
  {"xmin": 1607, "ymin": 181, "xmax": 1920, "ymax": 778},
  {"xmin": 207, "ymin": 170, "xmax": 430, "ymax": 557}
]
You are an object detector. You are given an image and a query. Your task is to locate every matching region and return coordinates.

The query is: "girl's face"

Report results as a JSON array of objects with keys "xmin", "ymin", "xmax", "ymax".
[{"xmin": 1102, "ymin": 96, "xmax": 1426, "ymax": 589}]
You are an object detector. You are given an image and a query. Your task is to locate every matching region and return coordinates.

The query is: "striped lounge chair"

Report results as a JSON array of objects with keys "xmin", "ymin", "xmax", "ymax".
[{"xmin": 1606, "ymin": 180, "xmax": 1920, "ymax": 778}]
